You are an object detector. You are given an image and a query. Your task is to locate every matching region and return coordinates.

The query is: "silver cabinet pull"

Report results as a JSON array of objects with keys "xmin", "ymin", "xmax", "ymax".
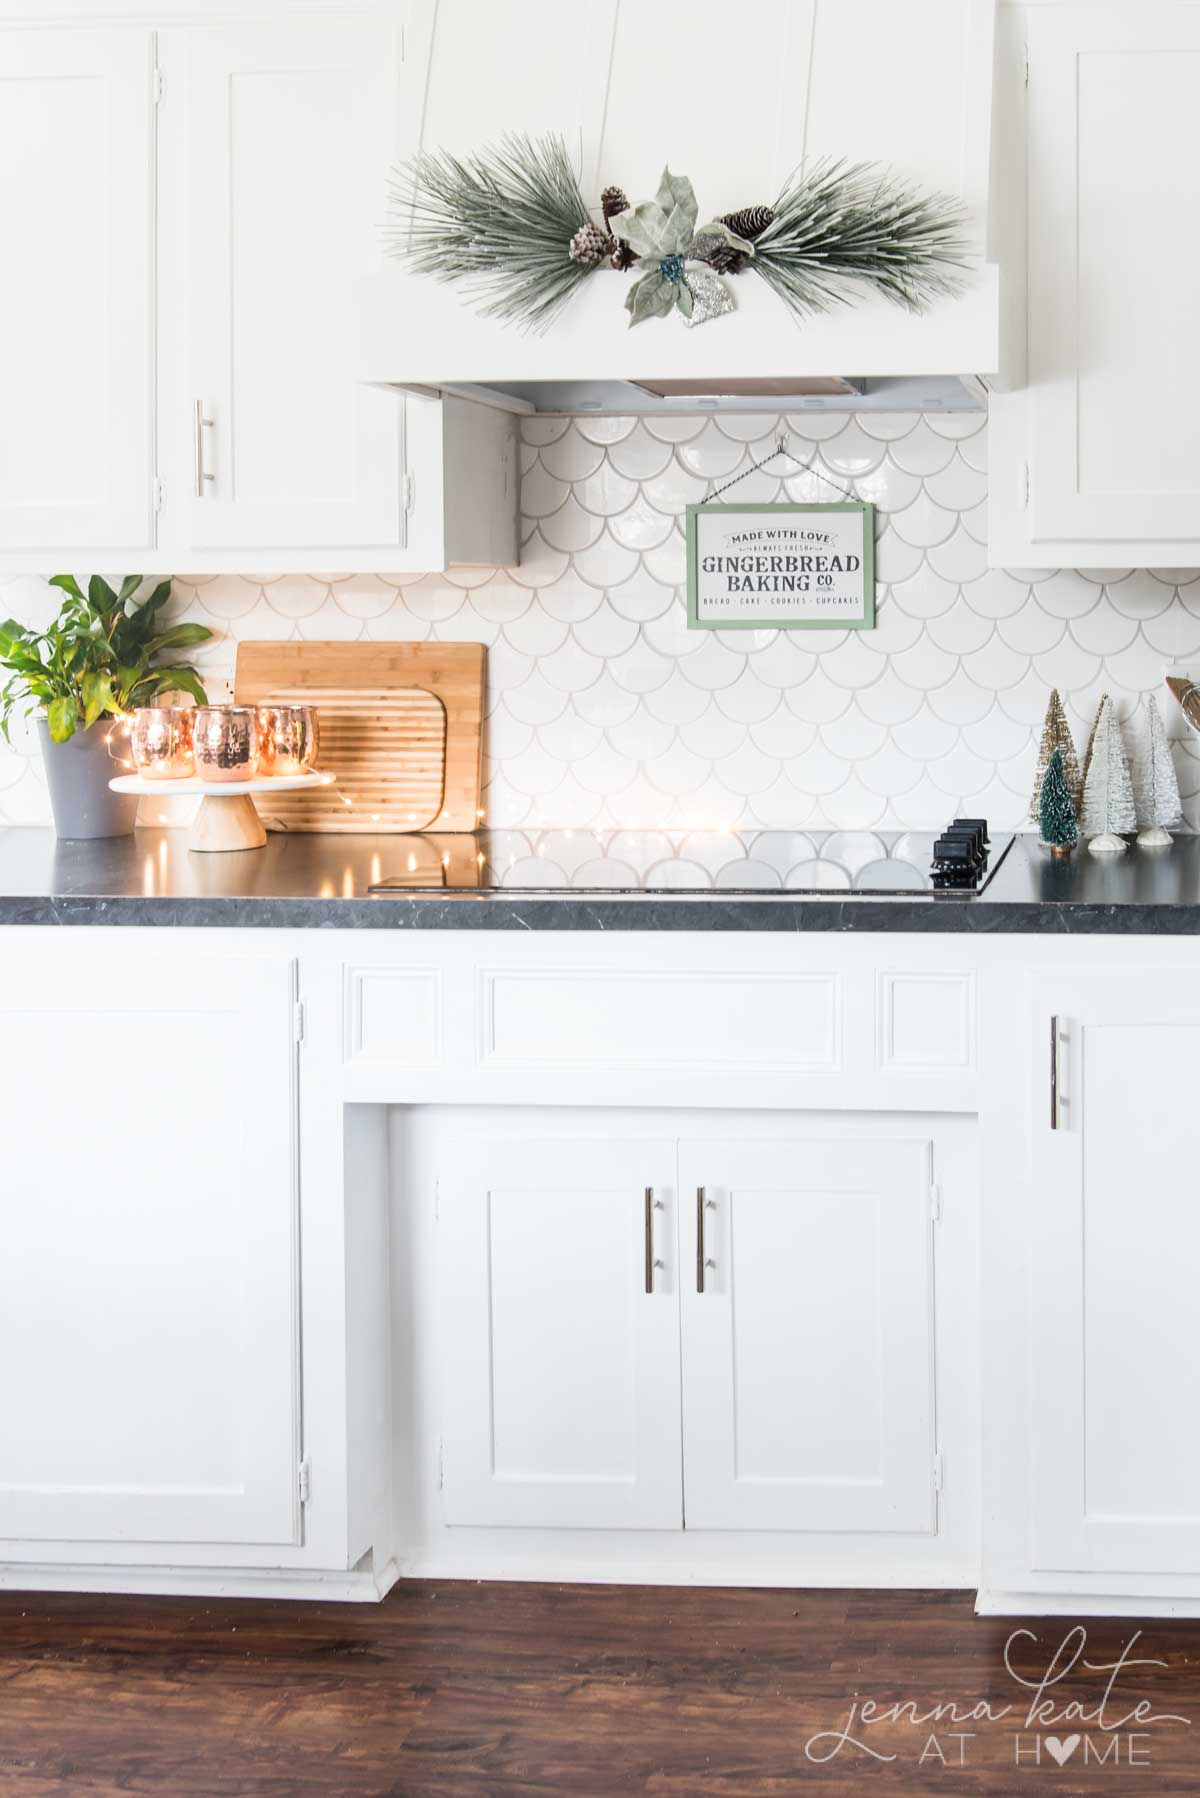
[
  {"xmin": 696, "ymin": 1187, "xmax": 717, "ymax": 1291},
  {"xmin": 643, "ymin": 1187, "xmax": 663, "ymax": 1293},
  {"xmin": 194, "ymin": 399, "xmax": 215, "ymax": 498},
  {"xmin": 1050, "ymin": 1013, "xmax": 1060, "ymax": 1130}
]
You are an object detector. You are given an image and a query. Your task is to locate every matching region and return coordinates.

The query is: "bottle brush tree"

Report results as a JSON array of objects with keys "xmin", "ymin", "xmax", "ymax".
[
  {"xmin": 1029, "ymin": 687, "xmax": 1082, "ymax": 821},
  {"xmin": 1080, "ymin": 694, "xmax": 1137, "ymax": 854},
  {"xmin": 1038, "ymin": 748, "xmax": 1078, "ymax": 856},
  {"xmin": 1133, "ymin": 693, "xmax": 1182, "ymax": 848}
]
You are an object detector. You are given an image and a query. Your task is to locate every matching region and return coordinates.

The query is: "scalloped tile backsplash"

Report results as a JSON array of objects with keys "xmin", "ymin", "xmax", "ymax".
[{"xmin": 3, "ymin": 408, "xmax": 1199, "ymax": 832}]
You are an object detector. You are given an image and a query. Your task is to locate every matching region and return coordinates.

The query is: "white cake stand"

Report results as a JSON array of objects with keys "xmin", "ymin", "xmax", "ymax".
[{"xmin": 110, "ymin": 771, "xmax": 335, "ymax": 852}]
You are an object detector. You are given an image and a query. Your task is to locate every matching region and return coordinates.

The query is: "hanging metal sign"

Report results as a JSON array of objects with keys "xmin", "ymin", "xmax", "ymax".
[{"xmin": 686, "ymin": 500, "xmax": 876, "ymax": 631}]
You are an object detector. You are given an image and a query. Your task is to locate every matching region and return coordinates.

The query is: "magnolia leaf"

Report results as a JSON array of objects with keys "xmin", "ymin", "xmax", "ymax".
[
  {"xmin": 619, "ymin": 201, "xmax": 676, "ymax": 260},
  {"xmin": 675, "ymin": 280, "xmax": 694, "ymax": 320},
  {"xmin": 624, "ymin": 270, "xmax": 677, "ymax": 327},
  {"xmin": 46, "ymin": 695, "xmax": 79, "ymax": 743},
  {"xmin": 655, "ymin": 169, "xmax": 698, "ymax": 245}
]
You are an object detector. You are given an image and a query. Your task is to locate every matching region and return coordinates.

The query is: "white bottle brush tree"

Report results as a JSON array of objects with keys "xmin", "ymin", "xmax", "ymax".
[
  {"xmin": 1134, "ymin": 694, "xmax": 1183, "ymax": 847},
  {"xmin": 1080, "ymin": 695, "xmax": 1137, "ymax": 853}
]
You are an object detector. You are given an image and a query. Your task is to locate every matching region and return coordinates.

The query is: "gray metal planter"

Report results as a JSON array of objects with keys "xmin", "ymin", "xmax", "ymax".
[{"xmin": 38, "ymin": 716, "xmax": 138, "ymax": 839}]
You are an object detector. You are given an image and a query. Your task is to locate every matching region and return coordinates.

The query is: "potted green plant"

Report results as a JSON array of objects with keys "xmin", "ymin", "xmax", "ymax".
[{"xmin": 0, "ymin": 575, "xmax": 214, "ymax": 839}]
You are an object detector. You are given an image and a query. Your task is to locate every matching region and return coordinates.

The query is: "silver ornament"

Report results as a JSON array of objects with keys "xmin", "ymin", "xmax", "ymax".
[{"xmin": 682, "ymin": 267, "xmax": 734, "ymax": 327}]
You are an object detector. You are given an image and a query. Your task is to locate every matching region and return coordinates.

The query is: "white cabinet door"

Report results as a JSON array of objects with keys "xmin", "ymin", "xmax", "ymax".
[
  {"xmin": 177, "ymin": 23, "xmax": 402, "ymax": 550},
  {"xmin": 0, "ymin": 30, "xmax": 154, "ymax": 551},
  {"xmin": 995, "ymin": 7, "xmax": 1200, "ymax": 563},
  {"xmin": 1030, "ymin": 976, "xmax": 1200, "ymax": 1575},
  {"xmin": 439, "ymin": 1137, "xmax": 682, "ymax": 1529},
  {"xmin": 679, "ymin": 1138, "xmax": 936, "ymax": 1532},
  {"xmin": 0, "ymin": 953, "xmax": 299, "ymax": 1548}
]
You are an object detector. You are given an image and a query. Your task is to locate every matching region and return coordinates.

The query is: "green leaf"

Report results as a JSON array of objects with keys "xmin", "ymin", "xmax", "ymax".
[
  {"xmin": 148, "ymin": 668, "xmax": 209, "ymax": 707},
  {"xmin": 48, "ymin": 575, "xmax": 85, "ymax": 604},
  {"xmin": 81, "ymin": 671, "xmax": 116, "ymax": 729},
  {"xmin": 144, "ymin": 622, "xmax": 213, "ymax": 656},
  {"xmin": 87, "ymin": 575, "xmax": 118, "ymax": 613},
  {"xmin": 46, "ymin": 695, "xmax": 79, "ymax": 743},
  {"xmin": 624, "ymin": 270, "xmax": 677, "ymax": 327},
  {"xmin": 117, "ymin": 575, "xmax": 143, "ymax": 604}
]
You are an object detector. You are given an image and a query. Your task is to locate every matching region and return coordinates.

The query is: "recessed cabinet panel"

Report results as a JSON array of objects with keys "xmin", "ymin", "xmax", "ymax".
[
  {"xmin": 0, "ymin": 954, "xmax": 299, "ymax": 1547},
  {"xmin": 1031, "ymin": 979, "xmax": 1200, "ymax": 1574},
  {"xmin": 180, "ymin": 24, "xmax": 402, "ymax": 550},
  {"xmin": 679, "ymin": 1139, "xmax": 935, "ymax": 1532},
  {"xmin": 0, "ymin": 30, "xmax": 153, "ymax": 550},
  {"xmin": 439, "ymin": 1138, "xmax": 682, "ymax": 1529}
]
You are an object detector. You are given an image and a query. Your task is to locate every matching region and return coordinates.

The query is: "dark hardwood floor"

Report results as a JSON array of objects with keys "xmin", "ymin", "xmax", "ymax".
[{"xmin": 1, "ymin": 1582, "xmax": 1199, "ymax": 1794}]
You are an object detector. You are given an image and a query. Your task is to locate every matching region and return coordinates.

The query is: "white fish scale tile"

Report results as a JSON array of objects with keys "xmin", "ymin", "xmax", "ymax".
[{"xmin": 7, "ymin": 410, "xmax": 1200, "ymax": 832}]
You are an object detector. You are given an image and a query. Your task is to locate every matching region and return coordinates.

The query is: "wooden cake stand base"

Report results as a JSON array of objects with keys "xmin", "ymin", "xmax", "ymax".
[{"xmin": 110, "ymin": 772, "xmax": 335, "ymax": 852}]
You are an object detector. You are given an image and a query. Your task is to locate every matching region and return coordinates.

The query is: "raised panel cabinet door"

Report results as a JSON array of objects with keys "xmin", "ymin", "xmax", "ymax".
[
  {"xmin": 0, "ymin": 953, "xmax": 299, "ymax": 1547},
  {"xmin": 180, "ymin": 24, "xmax": 402, "ymax": 550},
  {"xmin": 0, "ymin": 30, "xmax": 153, "ymax": 550},
  {"xmin": 679, "ymin": 1139, "xmax": 936, "ymax": 1532},
  {"xmin": 439, "ymin": 1137, "xmax": 682, "ymax": 1529},
  {"xmin": 1030, "ymin": 976, "xmax": 1200, "ymax": 1575},
  {"xmin": 1027, "ymin": 8, "xmax": 1200, "ymax": 545}
]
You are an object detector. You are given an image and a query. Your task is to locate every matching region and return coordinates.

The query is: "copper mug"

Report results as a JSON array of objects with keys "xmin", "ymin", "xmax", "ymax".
[
  {"xmin": 129, "ymin": 707, "xmax": 196, "ymax": 780},
  {"xmin": 191, "ymin": 706, "xmax": 260, "ymax": 782},
  {"xmin": 257, "ymin": 704, "xmax": 319, "ymax": 777}
]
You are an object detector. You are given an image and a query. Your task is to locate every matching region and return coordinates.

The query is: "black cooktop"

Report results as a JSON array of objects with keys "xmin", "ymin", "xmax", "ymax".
[{"xmin": 368, "ymin": 827, "xmax": 1014, "ymax": 897}]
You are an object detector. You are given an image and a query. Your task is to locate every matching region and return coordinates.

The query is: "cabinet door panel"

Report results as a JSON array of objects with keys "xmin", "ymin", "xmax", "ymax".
[
  {"xmin": 0, "ymin": 30, "xmax": 153, "ymax": 549},
  {"xmin": 440, "ymin": 1138, "xmax": 681, "ymax": 1529},
  {"xmin": 680, "ymin": 1139, "xmax": 935, "ymax": 1531},
  {"xmin": 1031, "ymin": 977, "xmax": 1200, "ymax": 1573},
  {"xmin": 181, "ymin": 24, "xmax": 401, "ymax": 549},
  {"xmin": 0, "ymin": 954, "xmax": 298, "ymax": 1547},
  {"xmin": 1028, "ymin": 9, "xmax": 1200, "ymax": 543}
]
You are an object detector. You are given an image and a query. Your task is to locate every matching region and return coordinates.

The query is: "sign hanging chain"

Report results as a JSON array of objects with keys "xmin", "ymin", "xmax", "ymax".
[{"xmin": 705, "ymin": 433, "xmax": 859, "ymax": 504}]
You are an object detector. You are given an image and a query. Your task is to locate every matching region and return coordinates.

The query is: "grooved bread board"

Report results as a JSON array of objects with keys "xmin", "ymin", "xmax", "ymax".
[{"xmin": 233, "ymin": 642, "xmax": 485, "ymax": 833}]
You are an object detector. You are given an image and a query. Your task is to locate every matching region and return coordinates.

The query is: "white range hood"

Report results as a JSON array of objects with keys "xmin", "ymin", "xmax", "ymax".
[{"xmin": 358, "ymin": 0, "xmax": 1010, "ymax": 416}]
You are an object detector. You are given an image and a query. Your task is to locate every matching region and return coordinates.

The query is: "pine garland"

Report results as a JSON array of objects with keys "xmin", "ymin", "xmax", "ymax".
[
  {"xmin": 385, "ymin": 134, "xmax": 592, "ymax": 332},
  {"xmin": 752, "ymin": 159, "xmax": 969, "ymax": 317}
]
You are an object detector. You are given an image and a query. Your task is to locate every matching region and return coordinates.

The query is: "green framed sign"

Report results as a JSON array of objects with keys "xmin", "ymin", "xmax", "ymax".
[{"xmin": 685, "ymin": 501, "xmax": 875, "ymax": 631}]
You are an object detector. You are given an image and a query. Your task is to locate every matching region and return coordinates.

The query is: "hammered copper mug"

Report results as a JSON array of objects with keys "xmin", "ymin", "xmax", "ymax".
[
  {"xmin": 256, "ymin": 705, "xmax": 319, "ymax": 777},
  {"xmin": 129, "ymin": 707, "xmax": 196, "ymax": 780},
  {"xmin": 191, "ymin": 706, "xmax": 260, "ymax": 782}
]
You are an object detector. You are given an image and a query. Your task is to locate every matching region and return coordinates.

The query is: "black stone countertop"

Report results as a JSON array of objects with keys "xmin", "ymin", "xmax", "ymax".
[{"xmin": 4, "ymin": 825, "xmax": 1200, "ymax": 931}]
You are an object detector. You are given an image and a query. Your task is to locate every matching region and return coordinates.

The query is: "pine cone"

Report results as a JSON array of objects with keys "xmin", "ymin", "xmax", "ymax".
[
  {"xmin": 690, "ymin": 232, "xmax": 750, "ymax": 276},
  {"xmin": 610, "ymin": 238, "xmax": 637, "ymax": 272},
  {"xmin": 720, "ymin": 204, "xmax": 775, "ymax": 242},
  {"xmin": 601, "ymin": 185, "xmax": 630, "ymax": 224},
  {"xmin": 569, "ymin": 222, "xmax": 616, "ymax": 267}
]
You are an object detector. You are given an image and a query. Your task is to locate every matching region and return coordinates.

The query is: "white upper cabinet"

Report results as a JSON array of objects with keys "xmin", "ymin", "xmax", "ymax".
[
  {"xmin": 679, "ymin": 1138, "xmax": 937, "ymax": 1533},
  {"xmin": 169, "ymin": 21, "xmax": 404, "ymax": 553},
  {"xmin": 990, "ymin": 5, "xmax": 1200, "ymax": 567},
  {"xmin": 0, "ymin": 30, "xmax": 154, "ymax": 553},
  {"xmin": 1028, "ymin": 975, "xmax": 1200, "ymax": 1576}
]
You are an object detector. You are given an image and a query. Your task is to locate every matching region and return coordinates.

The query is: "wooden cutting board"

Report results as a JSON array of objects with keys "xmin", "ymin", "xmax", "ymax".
[{"xmin": 234, "ymin": 641, "xmax": 484, "ymax": 833}]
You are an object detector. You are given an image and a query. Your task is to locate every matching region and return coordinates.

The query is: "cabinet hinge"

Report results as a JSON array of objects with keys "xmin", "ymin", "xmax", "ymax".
[
  {"xmin": 1024, "ymin": 45, "xmax": 1030, "ymax": 88},
  {"xmin": 153, "ymin": 65, "xmax": 165, "ymax": 105},
  {"xmin": 298, "ymin": 1459, "xmax": 311, "ymax": 1504},
  {"xmin": 152, "ymin": 476, "xmax": 164, "ymax": 513},
  {"xmin": 437, "ymin": 1439, "xmax": 444, "ymax": 1491},
  {"xmin": 933, "ymin": 1452, "xmax": 944, "ymax": 1495},
  {"xmin": 929, "ymin": 1183, "xmax": 942, "ymax": 1225},
  {"xmin": 1018, "ymin": 460, "xmax": 1029, "ymax": 510},
  {"xmin": 401, "ymin": 471, "xmax": 415, "ymax": 514},
  {"xmin": 293, "ymin": 1000, "xmax": 305, "ymax": 1044}
]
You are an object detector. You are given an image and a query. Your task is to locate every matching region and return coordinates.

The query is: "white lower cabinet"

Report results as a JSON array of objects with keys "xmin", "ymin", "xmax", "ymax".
[
  {"xmin": 679, "ymin": 1139, "xmax": 935, "ymax": 1534},
  {"xmin": 0, "ymin": 951, "xmax": 300, "ymax": 1550},
  {"xmin": 438, "ymin": 1125, "xmax": 939, "ymax": 1539},
  {"xmin": 1028, "ymin": 976, "xmax": 1200, "ymax": 1578}
]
